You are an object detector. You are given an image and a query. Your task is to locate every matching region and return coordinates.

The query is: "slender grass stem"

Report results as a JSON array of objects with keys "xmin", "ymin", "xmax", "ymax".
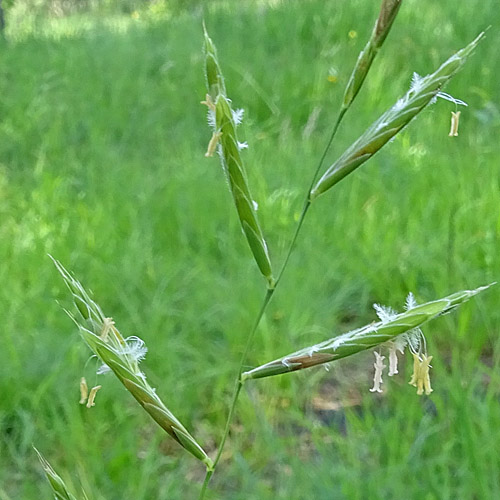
[
  {"xmin": 214, "ymin": 288, "xmax": 274, "ymax": 465},
  {"xmin": 198, "ymin": 469, "xmax": 214, "ymax": 500},
  {"xmin": 198, "ymin": 108, "xmax": 349, "ymax": 499},
  {"xmin": 307, "ymin": 108, "xmax": 347, "ymax": 197},
  {"xmin": 276, "ymin": 107, "xmax": 347, "ymax": 286},
  {"xmin": 275, "ymin": 200, "xmax": 310, "ymax": 287}
]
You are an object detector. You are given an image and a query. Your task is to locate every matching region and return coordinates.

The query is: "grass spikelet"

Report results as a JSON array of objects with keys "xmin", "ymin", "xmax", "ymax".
[
  {"xmin": 34, "ymin": 447, "xmax": 79, "ymax": 500},
  {"xmin": 242, "ymin": 285, "xmax": 492, "ymax": 380},
  {"xmin": 51, "ymin": 257, "xmax": 214, "ymax": 470},
  {"xmin": 343, "ymin": 0, "xmax": 403, "ymax": 109},
  {"xmin": 203, "ymin": 26, "xmax": 274, "ymax": 288},
  {"xmin": 311, "ymin": 32, "xmax": 484, "ymax": 199}
]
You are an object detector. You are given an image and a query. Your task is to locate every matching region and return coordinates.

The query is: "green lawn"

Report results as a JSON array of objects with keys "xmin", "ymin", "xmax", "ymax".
[{"xmin": 0, "ymin": 0, "xmax": 499, "ymax": 498}]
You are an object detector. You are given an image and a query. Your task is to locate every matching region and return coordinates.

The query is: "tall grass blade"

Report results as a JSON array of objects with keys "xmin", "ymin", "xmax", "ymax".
[
  {"xmin": 242, "ymin": 285, "xmax": 493, "ymax": 380},
  {"xmin": 51, "ymin": 257, "xmax": 214, "ymax": 470},
  {"xmin": 203, "ymin": 25, "xmax": 274, "ymax": 288},
  {"xmin": 311, "ymin": 32, "xmax": 484, "ymax": 199}
]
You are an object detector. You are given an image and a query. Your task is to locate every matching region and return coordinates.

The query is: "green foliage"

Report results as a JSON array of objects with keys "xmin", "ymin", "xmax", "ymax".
[{"xmin": 0, "ymin": 0, "xmax": 499, "ymax": 499}]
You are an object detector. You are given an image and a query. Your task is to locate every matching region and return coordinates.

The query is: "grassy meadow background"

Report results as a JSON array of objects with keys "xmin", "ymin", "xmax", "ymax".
[{"xmin": 1, "ymin": 0, "xmax": 499, "ymax": 498}]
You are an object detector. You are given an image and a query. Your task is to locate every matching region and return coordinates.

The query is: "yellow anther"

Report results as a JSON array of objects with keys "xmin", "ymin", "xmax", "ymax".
[
  {"xmin": 100, "ymin": 317, "xmax": 115, "ymax": 341},
  {"xmin": 448, "ymin": 111, "xmax": 461, "ymax": 137},
  {"xmin": 201, "ymin": 93, "xmax": 216, "ymax": 112},
  {"xmin": 369, "ymin": 351, "xmax": 386, "ymax": 393},
  {"xmin": 86, "ymin": 385, "xmax": 102, "ymax": 408},
  {"xmin": 205, "ymin": 131, "xmax": 222, "ymax": 158},
  {"xmin": 388, "ymin": 342, "xmax": 399, "ymax": 376},
  {"xmin": 409, "ymin": 353, "xmax": 433, "ymax": 396},
  {"xmin": 79, "ymin": 377, "xmax": 88, "ymax": 404},
  {"xmin": 409, "ymin": 352, "xmax": 419, "ymax": 386}
]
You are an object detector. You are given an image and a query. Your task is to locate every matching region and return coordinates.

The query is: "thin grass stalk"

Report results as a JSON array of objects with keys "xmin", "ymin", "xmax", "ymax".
[
  {"xmin": 198, "ymin": 16, "xmax": 483, "ymax": 500},
  {"xmin": 51, "ymin": 257, "xmax": 214, "ymax": 470},
  {"xmin": 311, "ymin": 0, "xmax": 403, "ymax": 191},
  {"xmin": 277, "ymin": 1, "xmax": 402, "ymax": 274},
  {"xmin": 34, "ymin": 447, "xmax": 80, "ymax": 500},
  {"xmin": 242, "ymin": 286, "xmax": 492, "ymax": 380},
  {"xmin": 204, "ymin": 0, "xmax": 398, "ymax": 467}
]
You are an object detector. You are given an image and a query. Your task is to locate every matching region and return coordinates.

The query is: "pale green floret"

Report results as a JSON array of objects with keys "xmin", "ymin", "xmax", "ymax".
[{"xmin": 203, "ymin": 24, "xmax": 225, "ymax": 100}]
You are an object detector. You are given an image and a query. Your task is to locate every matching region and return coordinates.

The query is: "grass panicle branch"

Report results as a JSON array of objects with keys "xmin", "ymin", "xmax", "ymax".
[
  {"xmin": 203, "ymin": 25, "xmax": 274, "ymax": 288},
  {"xmin": 311, "ymin": 32, "xmax": 485, "ymax": 199},
  {"xmin": 34, "ymin": 447, "xmax": 80, "ymax": 500},
  {"xmin": 343, "ymin": 0, "xmax": 403, "ymax": 109},
  {"xmin": 198, "ymin": 13, "xmax": 485, "ymax": 499},
  {"xmin": 309, "ymin": 1, "xmax": 402, "ymax": 195},
  {"xmin": 51, "ymin": 257, "xmax": 214, "ymax": 470},
  {"xmin": 275, "ymin": 0, "xmax": 404, "ymax": 286},
  {"xmin": 242, "ymin": 285, "xmax": 492, "ymax": 380}
]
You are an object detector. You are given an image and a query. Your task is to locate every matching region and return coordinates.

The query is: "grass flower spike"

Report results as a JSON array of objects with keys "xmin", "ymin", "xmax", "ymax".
[
  {"xmin": 203, "ymin": 25, "xmax": 274, "ymax": 288},
  {"xmin": 343, "ymin": 0, "xmax": 403, "ymax": 109},
  {"xmin": 51, "ymin": 257, "xmax": 214, "ymax": 470},
  {"xmin": 311, "ymin": 32, "xmax": 484, "ymax": 199},
  {"xmin": 242, "ymin": 285, "xmax": 492, "ymax": 381}
]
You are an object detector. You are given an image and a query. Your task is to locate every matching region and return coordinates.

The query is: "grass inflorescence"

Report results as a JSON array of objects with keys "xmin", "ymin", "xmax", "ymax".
[{"xmin": 0, "ymin": 1, "xmax": 497, "ymax": 499}]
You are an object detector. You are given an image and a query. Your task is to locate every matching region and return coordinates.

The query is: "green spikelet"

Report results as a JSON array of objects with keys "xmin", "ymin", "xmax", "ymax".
[
  {"xmin": 343, "ymin": 0, "xmax": 403, "ymax": 109},
  {"xmin": 51, "ymin": 257, "xmax": 214, "ymax": 470},
  {"xmin": 242, "ymin": 285, "xmax": 492, "ymax": 380},
  {"xmin": 203, "ymin": 25, "xmax": 274, "ymax": 288}
]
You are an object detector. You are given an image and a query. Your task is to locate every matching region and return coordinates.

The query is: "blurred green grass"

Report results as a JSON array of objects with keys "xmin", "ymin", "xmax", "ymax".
[{"xmin": 0, "ymin": 0, "xmax": 499, "ymax": 498}]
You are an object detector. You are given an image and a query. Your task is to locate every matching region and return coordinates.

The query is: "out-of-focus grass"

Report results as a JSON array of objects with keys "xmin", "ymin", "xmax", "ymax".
[{"xmin": 0, "ymin": 0, "xmax": 499, "ymax": 498}]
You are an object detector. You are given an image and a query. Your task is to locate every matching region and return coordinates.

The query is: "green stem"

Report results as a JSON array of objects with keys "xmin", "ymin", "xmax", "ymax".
[
  {"xmin": 276, "ymin": 108, "xmax": 346, "ymax": 287},
  {"xmin": 275, "ymin": 200, "xmax": 310, "ymax": 287},
  {"xmin": 198, "ymin": 469, "xmax": 214, "ymax": 500},
  {"xmin": 198, "ymin": 289, "xmax": 273, "ymax": 500},
  {"xmin": 199, "ymin": 107, "xmax": 348, "ymax": 500},
  {"xmin": 214, "ymin": 288, "xmax": 274, "ymax": 468},
  {"xmin": 308, "ymin": 108, "xmax": 347, "ymax": 195}
]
